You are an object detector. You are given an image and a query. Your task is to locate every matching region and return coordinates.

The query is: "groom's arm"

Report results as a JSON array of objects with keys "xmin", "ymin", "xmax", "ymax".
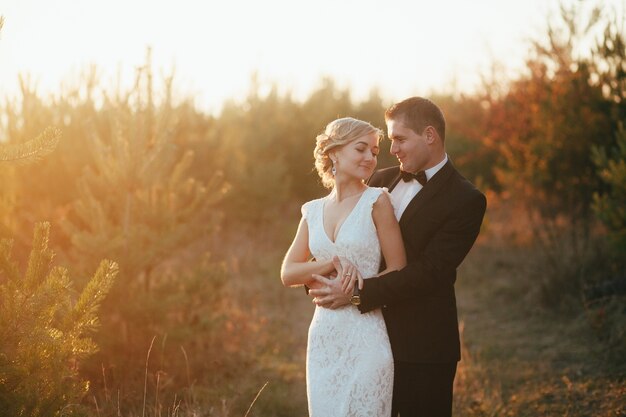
[
  {"xmin": 358, "ymin": 190, "xmax": 486, "ymax": 313},
  {"xmin": 303, "ymin": 257, "xmax": 338, "ymax": 295}
]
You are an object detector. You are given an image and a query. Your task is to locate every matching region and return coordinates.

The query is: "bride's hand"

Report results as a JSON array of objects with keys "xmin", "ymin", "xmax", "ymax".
[
  {"xmin": 343, "ymin": 270, "xmax": 364, "ymax": 294},
  {"xmin": 335, "ymin": 256, "xmax": 363, "ymax": 294}
]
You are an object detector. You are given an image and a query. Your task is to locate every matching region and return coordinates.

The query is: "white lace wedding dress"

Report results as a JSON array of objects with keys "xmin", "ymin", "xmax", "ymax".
[{"xmin": 301, "ymin": 186, "xmax": 393, "ymax": 417}]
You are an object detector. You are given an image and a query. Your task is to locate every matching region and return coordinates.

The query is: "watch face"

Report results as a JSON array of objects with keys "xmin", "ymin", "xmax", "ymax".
[{"xmin": 351, "ymin": 296, "xmax": 361, "ymax": 306}]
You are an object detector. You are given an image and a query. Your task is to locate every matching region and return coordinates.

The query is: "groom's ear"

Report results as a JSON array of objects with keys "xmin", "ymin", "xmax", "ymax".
[{"xmin": 424, "ymin": 126, "xmax": 437, "ymax": 143}]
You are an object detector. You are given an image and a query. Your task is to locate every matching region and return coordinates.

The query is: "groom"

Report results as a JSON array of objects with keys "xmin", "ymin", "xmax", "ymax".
[{"xmin": 309, "ymin": 97, "xmax": 486, "ymax": 417}]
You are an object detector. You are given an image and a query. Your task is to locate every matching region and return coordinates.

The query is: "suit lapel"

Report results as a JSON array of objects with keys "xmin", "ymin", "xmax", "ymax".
[
  {"xmin": 399, "ymin": 160, "xmax": 455, "ymax": 227},
  {"xmin": 387, "ymin": 171, "xmax": 403, "ymax": 192},
  {"xmin": 370, "ymin": 166, "xmax": 403, "ymax": 191}
]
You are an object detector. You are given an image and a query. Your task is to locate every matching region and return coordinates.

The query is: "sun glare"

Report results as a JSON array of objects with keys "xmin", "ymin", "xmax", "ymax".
[{"xmin": 0, "ymin": 0, "xmax": 622, "ymax": 113}]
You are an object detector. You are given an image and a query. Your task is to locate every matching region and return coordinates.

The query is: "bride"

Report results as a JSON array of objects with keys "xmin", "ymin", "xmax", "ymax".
[{"xmin": 281, "ymin": 117, "xmax": 406, "ymax": 416}]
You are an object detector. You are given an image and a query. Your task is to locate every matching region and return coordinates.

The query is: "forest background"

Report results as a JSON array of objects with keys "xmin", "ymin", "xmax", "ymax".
[{"xmin": 0, "ymin": 2, "xmax": 625, "ymax": 416}]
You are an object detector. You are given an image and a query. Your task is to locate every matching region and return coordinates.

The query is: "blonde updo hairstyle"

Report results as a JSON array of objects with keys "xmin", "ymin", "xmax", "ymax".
[{"xmin": 314, "ymin": 117, "xmax": 383, "ymax": 189}]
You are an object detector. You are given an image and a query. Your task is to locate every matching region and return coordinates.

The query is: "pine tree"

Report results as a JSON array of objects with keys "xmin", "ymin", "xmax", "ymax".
[
  {"xmin": 0, "ymin": 17, "xmax": 60, "ymax": 166},
  {"xmin": 61, "ymin": 51, "xmax": 227, "ymax": 364},
  {"xmin": 0, "ymin": 16, "xmax": 61, "ymax": 240},
  {"xmin": 0, "ymin": 126, "xmax": 61, "ymax": 165},
  {"xmin": 63, "ymin": 50, "xmax": 225, "ymax": 285},
  {"xmin": 0, "ymin": 222, "xmax": 118, "ymax": 417},
  {"xmin": 0, "ymin": 118, "xmax": 61, "ymax": 242},
  {"xmin": 592, "ymin": 122, "xmax": 626, "ymax": 258},
  {"xmin": 0, "ymin": 20, "xmax": 118, "ymax": 414},
  {"xmin": 218, "ymin": 79, "xmax": 291, "ymax": 227}
]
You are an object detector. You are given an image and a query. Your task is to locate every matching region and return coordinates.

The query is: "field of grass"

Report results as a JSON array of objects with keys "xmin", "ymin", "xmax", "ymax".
[
  {"xmin": 100, "ymin": 217, "xmax": 624, "ymax": 417},
  {"xmin": 454, "ymin": 244, "xmax": 625, "ymax": 417},
  {"xmin": 241, "ymin": 233, "xmax": 625, "ymax": 417}
]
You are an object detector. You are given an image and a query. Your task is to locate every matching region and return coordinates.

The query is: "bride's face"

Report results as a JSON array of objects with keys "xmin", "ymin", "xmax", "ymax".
[{"xmin": 332, "ymin": 132, "xmax": 379, "ymax": 181}]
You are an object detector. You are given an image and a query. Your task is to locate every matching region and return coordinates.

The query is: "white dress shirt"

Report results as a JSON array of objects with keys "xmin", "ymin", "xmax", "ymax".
[{"xmin": 390, "ymin": 155, "xmax": 448, "ymax": 220}]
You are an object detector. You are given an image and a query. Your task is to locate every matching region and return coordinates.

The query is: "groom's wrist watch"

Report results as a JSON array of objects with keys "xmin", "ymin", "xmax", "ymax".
[{"xmin": 350, "ymin": 285, "xmax": 361, "ymax": 306}]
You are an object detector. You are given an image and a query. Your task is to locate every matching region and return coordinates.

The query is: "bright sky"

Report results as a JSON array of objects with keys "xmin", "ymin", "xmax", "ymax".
[{"xmin": 0, "ymin": 0, "xmax": 623, "ymax": 114}]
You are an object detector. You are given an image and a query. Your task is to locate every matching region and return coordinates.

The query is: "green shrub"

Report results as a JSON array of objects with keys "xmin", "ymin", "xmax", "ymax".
[
  {"xmin": 0, "ymin": 222, "xmax": 117, "ymax": 417},
  {"xmin": 592, "ymin": 121, "xmax": 626, "ymax": 259}
]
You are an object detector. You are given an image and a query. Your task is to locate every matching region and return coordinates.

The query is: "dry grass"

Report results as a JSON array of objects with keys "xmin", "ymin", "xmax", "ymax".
[
  {"xmin": 198, "ymin": 219, "xmax": 311, "ymax": 416},
  {"xmin": 213, "ymin": 215, "xmax": 626, "ymax": 416},
  {"xmin": 84, "ymin": 219, "xmax": 311, "ymax": 417},
  {"xmin": 225, "ymin": 210, "xmax": 626, "ymax": 416},
  {"xmin": 454, "ymin": 243, "xmax": 626, "ymax": 417},
  {"xmin": 85, "ymin": 210, "xmax": 625, "ymax": 416}
]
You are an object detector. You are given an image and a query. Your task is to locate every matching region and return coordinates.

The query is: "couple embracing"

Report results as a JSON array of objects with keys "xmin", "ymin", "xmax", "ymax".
[{"xmin": 281, "ymin": 97, "xmax": 487, "ymax": 417}]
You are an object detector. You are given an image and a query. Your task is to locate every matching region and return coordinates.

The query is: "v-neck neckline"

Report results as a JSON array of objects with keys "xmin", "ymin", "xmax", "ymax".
[{"xmin": 321, "ymin": 188, "xmax": 369, "ymax": 244}]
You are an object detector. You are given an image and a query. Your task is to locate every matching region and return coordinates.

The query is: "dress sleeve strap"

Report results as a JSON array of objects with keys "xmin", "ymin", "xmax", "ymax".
[{"xmin": 363, "ymin": 187, "xmax": 386, "ymax": 210}]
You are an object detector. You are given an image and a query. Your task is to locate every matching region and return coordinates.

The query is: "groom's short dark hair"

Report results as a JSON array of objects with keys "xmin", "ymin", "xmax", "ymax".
[{"xmin": 385, "ymin": 97, "xmax": 446, "ymax": 142}]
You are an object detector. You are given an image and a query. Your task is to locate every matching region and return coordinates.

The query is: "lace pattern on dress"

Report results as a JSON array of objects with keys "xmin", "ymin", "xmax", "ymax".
[{"xmin": 303, "ymin": 187, "xmax": 394, "ymax": 417}]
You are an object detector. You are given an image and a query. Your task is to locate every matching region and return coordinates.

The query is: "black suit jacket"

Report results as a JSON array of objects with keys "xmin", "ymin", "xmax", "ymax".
[{"xmin": 361, "ymin": 161, "xmax": 486, "ymax": 363}]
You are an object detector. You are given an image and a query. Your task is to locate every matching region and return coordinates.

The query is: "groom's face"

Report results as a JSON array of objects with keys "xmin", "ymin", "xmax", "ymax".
[{"xmin": 387, "ymin": 118, "xmax": 430, "ymax": 174}]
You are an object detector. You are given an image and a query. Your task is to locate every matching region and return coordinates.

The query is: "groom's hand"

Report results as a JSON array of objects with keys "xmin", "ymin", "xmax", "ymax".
[
  {"xmin": 308, "ymin": 273, "xmax": 351, "ymax": 309},
  {"xmin": 306, "ymin": 266, "xmax": 338, "ymax": 291}
]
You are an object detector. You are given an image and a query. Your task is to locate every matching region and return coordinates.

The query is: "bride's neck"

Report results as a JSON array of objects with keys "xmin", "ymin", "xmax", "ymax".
[{"xmin": 332, "ymin": 178, "xmax": 366, "ymax": 202}]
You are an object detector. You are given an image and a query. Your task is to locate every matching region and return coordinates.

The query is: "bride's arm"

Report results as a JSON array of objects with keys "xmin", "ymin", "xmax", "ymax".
[
  {"xmin": 281, "ymin": 217, "xmax": 335, "ymax": 287},
  {"xmin": 373, "ymin": 192, "xmax": 407, "ymax": 275}
]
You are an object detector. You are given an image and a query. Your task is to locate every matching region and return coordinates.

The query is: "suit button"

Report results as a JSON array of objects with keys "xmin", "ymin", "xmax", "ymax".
[{"xmin": 383, "ymin": 305, "xmax": 387, "ymax": 309}]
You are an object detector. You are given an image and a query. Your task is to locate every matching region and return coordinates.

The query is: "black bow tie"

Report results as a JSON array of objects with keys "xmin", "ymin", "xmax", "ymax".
[{"xmin": 401, "ymin": 170, "xmax": 427, "ymax": 185}]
